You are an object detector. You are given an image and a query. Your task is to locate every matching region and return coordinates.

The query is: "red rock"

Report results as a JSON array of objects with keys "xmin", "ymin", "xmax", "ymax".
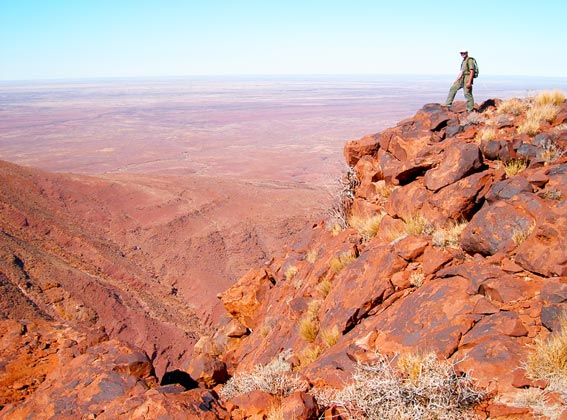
[
  {"xmin": 473, "ymin": 296, "xmax": 500, "ymax": 315},
  {"xmin": 488, "ymin": 403, "xmax": 532, "ymax": 418},
  {"xmin": 218, "ymin": 268, "xmax": 275, "ymax": 329},
  {"xmin": 343, "ymin": 133, "xmax": 381, "ymax": 166},
  {"xmin": 187, "ymin": 354, "xmax": 228, "ymax": 388},
  {"xmin": 424, "ymin": 142, "xmax": 483, "ymax": 192},
  {"xmin": 515, "ymin": 215, "xmax": 567, "ymax": 277},
  {"xmin": 460, "ymin": 201, "xmax": 535, "ymax": 256},
  {"xmin": 427, "ymin": 171, "xmax": 492, "ymax": 222},
  {"xmin": 281, "ymin": 391, "xmax": 318, "ymax": 420},
  {"xmin": 420, "ymin": 246, "xmax": 453, "ymax": 275},
  {"xmin": 228, "ymin": 389, "xmax": 276, "ymax": 419}
]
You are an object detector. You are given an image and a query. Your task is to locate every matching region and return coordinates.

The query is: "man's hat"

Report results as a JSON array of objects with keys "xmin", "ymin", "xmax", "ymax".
[{"xmin": 460, "ymin": 49, "xmax": 468, "ymax": 53}]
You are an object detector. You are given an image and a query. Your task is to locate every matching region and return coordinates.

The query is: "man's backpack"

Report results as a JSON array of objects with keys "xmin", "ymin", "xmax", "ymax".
[{"xmin": 469, "ymin": 57, "xmax": 479, "ymax": 78}]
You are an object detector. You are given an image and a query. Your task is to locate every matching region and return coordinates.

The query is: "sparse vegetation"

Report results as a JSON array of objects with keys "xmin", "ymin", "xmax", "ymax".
[
  {"xmin": 403, "ymin": 213, "xmax": 432, "ymax": 236},
  {"xmin": 306, "ymin": 249, "xmax": 318, "ymax": 264},
  {"xmin": 510, "ymin": 388, "xmax": 564, "ymax": 420},
  {"xmin": 284, "ymin": 265, "xmax": 298, "ymax": 281},
  {"xmin": 535, "ymin": 89, "xmax": 566, "ymax": 106},
  {"xmin": 327, "ymin": 167, "xmax": 360, "ymax": 231},
  {"xmin": 526, "ymin": 312, "xmax": 567, "ymax": 393},
  {"xmin": 409, "ymin": 270, "xmax": 425, "ymax": 288},
  {"xmin": 512, "ymin": 222, "xmax": 535, "ymax": 246},
  {"xmin": 432, "ymin": 220, "xmax": 468, "ymax": 248},
  {"xmin": 541, "ymin": 140, "xmax": 567, "ymax": 163},
  {"xmin": 320, "ymin": 325, "xmax": 341, "ymax": 347},
  {"xmin": 475, "ymin": 127, "xmax": 497, "ymax": 142},
  {"xmin": 461, "ymin": 111, "xmax": 486, "ymax": 126},
  {"xmin": 329, "ymin": 250, "xmax": 357, "ymax": 273},
  {"xmin": 503, "ymin": 158, "xmax": 528, "ymax": 177},
  {"xmin": 348, "ymin": 213, "xmax": 384, "ymax": 240},
  {"xmin": 220, "ymin": 350, "xmax": 306, "ymax": 399},
  {"xmin": 315, "ymin": 278, "xmax": 332, "ymax": 298},
  {"xmin": 497, "ymin": 97, "xmax": 528, "ymax": 116},
  {"xmin": 314, "ymin": 351, "xmax": 485, "ymax": 420}
]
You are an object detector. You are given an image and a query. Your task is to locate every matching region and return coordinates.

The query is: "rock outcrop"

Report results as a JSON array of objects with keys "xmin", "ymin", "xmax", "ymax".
[{"xmin": 204, "ymin": 97, "xmax": 567, "ymax": 418}]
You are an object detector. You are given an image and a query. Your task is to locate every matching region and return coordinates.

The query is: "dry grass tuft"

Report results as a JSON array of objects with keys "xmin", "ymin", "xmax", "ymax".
[
  {"xmin": 528, "ymin": 103, "xmax": 560, "ymax": 123},
  {"xmin": 306, "ymin": 249, "xmax": 318, "ymax": 264},
  {"xmin": 476, "ymin": 127, "xmax": 497, "ymax": 143},
  {"xmin": 512, "ymin": 223, "xmax": 535, "ymax": 246},
  {"xmin": 320, "ymin": 325, "xmax": 341, "ymax": 348},
  {"xmin": 299, "ymin": 300, "xmax": 322, "ymax": 343},
  {"xmin": 432, "ymin": 220, "xmax": 468, "ymax": 248},
  {"xmin": 314, "ymin": 351, "xmax": 485, "ymax": 420},
  {"xmin": 498, "ymin": 97, "xmax": 528, "ymax": 116},
  {"xmin": 503, "ymin": 158, "xmax": 528, "ymax": 177},
  {"xmin": 374, "ymin": 180, "xmax": 395, "ymax": 200},
  {"xmin": 315, "ymin": 278, "xmax": 332, "ymax": 298},
  {"xmin": 403, "ymin": 213, "xmax": 432, "ymax": 236},
  {"xmin": 517, "ymin": 90, "xmax": 565, "ymax": 136},
  {"xmin": 284, "ymin": 265, "xmax": 298, "ymax": 281},
  {"xmin": 299, "ymin": 317, "xmax": 319, "ymax": 343},
  {"xmin": 409, "ymin": 271, "xmax": 425, "ymax": 288},
  {"xmin": 535, "ymin": 89, "xmax": 566, "ymax": 106},
  {"xmin": 349, "ymin": 213, "xmax": 384, "ymax": 240},
  {"xmin": 526, "ymin": 312, "xmax": 567, "ymax": 393},
  {"xmin": 517, "ymin": 118, "xmax": 541, "ymax": 136},
  {"xmin": 299, "ymin": 344, "xmax": 324, "ymax": 367},
  {"xmin": 220, "ymin": 350, "xmax": 306, "ymax": 399},
  {"xmin": 329, "ymin": 250, "xmax": 357, "ymax": 273}
]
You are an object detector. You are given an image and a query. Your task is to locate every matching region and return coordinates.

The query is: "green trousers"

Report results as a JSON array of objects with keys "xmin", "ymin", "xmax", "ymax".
[{"xmin": 445, "ymin": 78, "xmax": 474, "ymax": 112}]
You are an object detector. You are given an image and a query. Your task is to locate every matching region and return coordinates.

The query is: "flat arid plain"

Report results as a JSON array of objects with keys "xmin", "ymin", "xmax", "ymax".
[{"xmin": 3, "ymin": 75, "xmax": 563, "ymax": 182}]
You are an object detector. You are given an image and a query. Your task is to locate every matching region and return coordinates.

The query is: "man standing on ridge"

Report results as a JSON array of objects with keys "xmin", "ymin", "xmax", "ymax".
[{"xmin": 445, "ymin": 49, "xmax": 475, "ymax": 112}]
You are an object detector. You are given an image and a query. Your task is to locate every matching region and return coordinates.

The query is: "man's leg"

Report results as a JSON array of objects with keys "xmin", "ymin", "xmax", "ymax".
[
  {"xmin": 445, "ymin": 80, "xmax": 462, "ymax": 106},
  {"xmin": 464, "ymin": 84, "xmax": 474, "ymax": 112}
]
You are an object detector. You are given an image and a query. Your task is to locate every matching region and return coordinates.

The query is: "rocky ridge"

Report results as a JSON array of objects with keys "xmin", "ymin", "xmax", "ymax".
[
  {"xmin": 2, "ymin": 95, "xmax": 567, "ymax": 419},
  {"xmin": 204, "ymin": 96, "xmax": 567, "ymax": 419}
]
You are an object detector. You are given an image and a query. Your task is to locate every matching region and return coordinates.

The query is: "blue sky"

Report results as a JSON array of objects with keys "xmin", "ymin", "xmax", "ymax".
[{"xmin": 1, "ymin": 0, "xmax": 566, "ymax": 81}]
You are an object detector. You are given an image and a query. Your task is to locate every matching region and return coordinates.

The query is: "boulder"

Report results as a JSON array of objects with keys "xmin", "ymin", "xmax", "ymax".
[
  {"xmin": 344, "ymin": 133, "xmax": 381, "ymax": 166},
  {"xmin": 424, "ymin": 142, "xmax": 484, "ymax": 191},
  {"xmin": 460, "ymin": 201, "xmax": 535, "ymax": 256},
  {"xmin": 218, "ymin": 268, "xmax": 275, "ymax": 329}
]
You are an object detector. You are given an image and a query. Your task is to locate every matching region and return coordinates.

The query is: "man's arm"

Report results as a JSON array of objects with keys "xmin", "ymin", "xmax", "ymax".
[{"xmin": 466, "ymin": 59, "xmax": 474, "ymax": 87}]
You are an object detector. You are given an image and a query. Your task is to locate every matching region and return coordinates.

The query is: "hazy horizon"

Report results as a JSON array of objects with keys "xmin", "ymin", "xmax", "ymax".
[{"xmin": 2, "ymin": 74, "xmax": 567, "ymax": 185}]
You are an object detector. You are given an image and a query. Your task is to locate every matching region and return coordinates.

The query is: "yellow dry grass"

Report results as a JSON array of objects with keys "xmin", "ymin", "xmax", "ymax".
[
  {"xmin": 526, "ymin": 312, "xmax": 567, "ymax": 392},
  {"xmin": 497, "ymin": 97, "xmax": 528, "ymax": 116},
  {"xmin": 329, "ymin": 250, "xmax": 357, "ymax": 272},
  {"xmin": 320, "ymin": 325, "xmax": 341, "ymax": 348},
  {"xmin": 299, "ymin": 316, "xmax": 319, "ymax": 343},
  {"xmin": 284, "ymin": 265, "xmax": 298, "ymax": 281},
  {"xmin": 535, "ymin": 89, "xmax": 566, "ymax": 106},
  {"xmin": 503, "ymin": 158, "xmax": 528, "ymax": 177},
  {"xmin": 349, "ymin": 213, "xmax": 384, "ymax": 239}
]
